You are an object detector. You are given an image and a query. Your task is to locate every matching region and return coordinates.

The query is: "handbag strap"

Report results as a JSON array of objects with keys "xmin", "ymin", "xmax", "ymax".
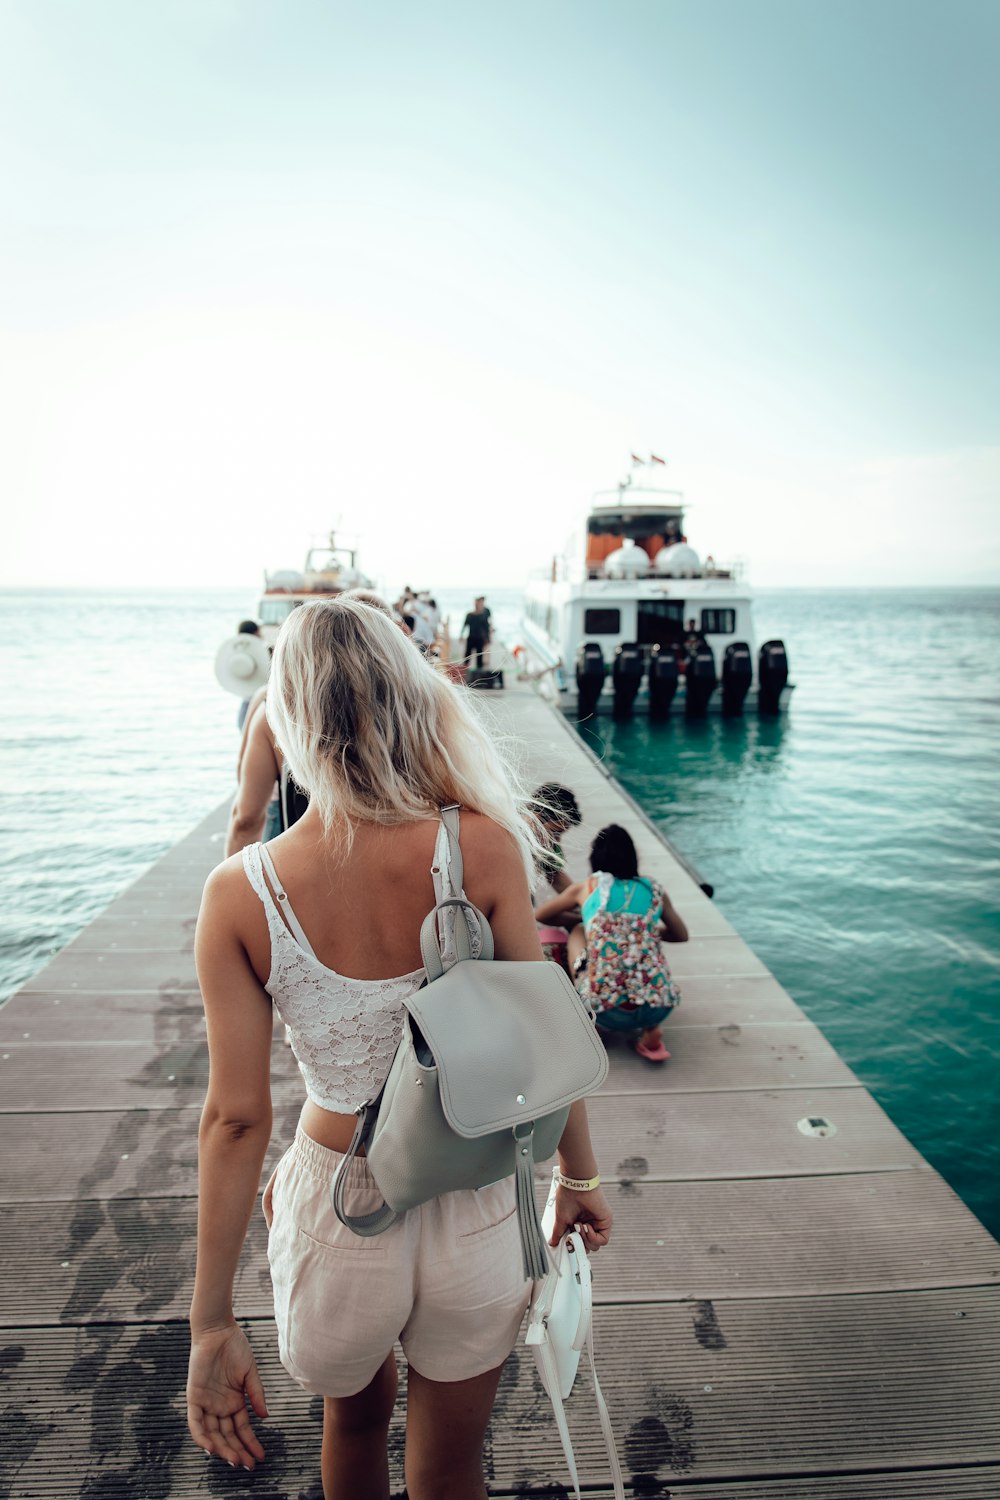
[
  {"xmin": 330, "ymin": 1104, "xmax": 400, "ymax": 1236},
  {"xmin": 543, "ymin": 1301, "xmax": 625, "ymax": 1500},
  {"xmin": 585, "ymin": 1323, "xmax": 626, "ymax": 1500}
]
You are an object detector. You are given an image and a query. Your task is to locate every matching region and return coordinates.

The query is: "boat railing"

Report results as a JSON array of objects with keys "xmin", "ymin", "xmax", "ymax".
[
  {"xmin": 581, "ymin": 556, "xmax": 746, "ymax": 583},
  {"xmin": 528, "ymin": 556, "xmax": 747, "ymax": 585}
]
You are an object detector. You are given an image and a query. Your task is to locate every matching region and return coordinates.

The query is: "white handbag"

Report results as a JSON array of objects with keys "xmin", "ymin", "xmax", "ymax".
[{"xmin": 525, "ymin": 1170, "xmax": 625, "ymax": 1500}]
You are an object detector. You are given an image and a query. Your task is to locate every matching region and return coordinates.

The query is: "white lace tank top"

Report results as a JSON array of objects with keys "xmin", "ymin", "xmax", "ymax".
[{"xmin": 241, "ymin": 809, "xmax": 481, "ymax": 1112}]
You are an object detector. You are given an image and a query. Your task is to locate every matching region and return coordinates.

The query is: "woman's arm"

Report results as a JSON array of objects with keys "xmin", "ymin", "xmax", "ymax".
[
  {"xmin": 226, "ymin": 710, "xmax": 280, "ymax": 857},
  {"xmin": 235, "ymin": 686, "xmax": 269, "ymax": 780},
  {"xmin": 532, "ymin": 879, "xmax": 590, "ymax": 926},
  {"xmin": 659, "ymin": 893, "xmax": 689, "ymax": 942},
  {"xmin": 187, "ymin": 864, "xmax": 274, "ymax": 1470},
  {"xmin": 549, "ymin": 1098, "xmax": 613, "ymax": 1250}
]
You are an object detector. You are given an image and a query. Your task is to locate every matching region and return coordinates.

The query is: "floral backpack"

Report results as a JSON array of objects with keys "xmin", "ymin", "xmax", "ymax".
[{"xmin": 582, "ymin": 873, "xmax": 683, "ymax": 1014}]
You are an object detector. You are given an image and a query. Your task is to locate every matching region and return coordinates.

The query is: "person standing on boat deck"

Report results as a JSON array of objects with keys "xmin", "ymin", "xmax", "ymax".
[
  {"xmin": 534, "ymin": 824, "xmax": 688, "ymax": 1064},
  {"xmin": 461, "ymin": 595, "xmax": 492, "ymax": 668},
  {"xmin": 187, "ymin": 596, "xmax": 613, "ymax": 1498}
]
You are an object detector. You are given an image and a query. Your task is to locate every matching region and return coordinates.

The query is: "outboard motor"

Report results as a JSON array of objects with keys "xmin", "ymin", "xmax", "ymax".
[
  {"xmin": 685, "ymin": 643, "xmax": 717, "ymax": 718},
  {"xmin": 575, "ymin": 642, "xmax": 606, "ymax": 718},
  {"xmin": 721, "ymin": 641, "xmax": 753, "ymax": 716},
  {"xmin": 648, "ymin": 646, "xmax": 679, "ymax": 719},
  {"xmin": 611, "ymin": 642, "xmax": 643, "ymax": 719},
  {"xmin": 758, "ymin": 639, "xmax": 789, "ymax": 715}
]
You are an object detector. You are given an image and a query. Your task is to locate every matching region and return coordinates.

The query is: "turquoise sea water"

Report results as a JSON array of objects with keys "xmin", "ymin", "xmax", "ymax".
[
  {"xmin": 573, "ymin": 588, "xmax": 1000, "ymax": 1239},
  {"xmin": 2, "ymin": 586, "xmax": 997, "ymax": 1239}
]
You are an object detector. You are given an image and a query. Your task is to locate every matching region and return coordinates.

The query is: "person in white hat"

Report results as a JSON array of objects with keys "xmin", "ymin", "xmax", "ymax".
[{"xmin": 214, "ymin": 626, "xmax": 271, "ymax": 729}]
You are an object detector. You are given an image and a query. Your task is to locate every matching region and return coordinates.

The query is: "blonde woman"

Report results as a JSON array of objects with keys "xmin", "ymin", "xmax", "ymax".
[{"xmin": 186, "ymin": 597, "xmax": 613, "ymax": 1500}]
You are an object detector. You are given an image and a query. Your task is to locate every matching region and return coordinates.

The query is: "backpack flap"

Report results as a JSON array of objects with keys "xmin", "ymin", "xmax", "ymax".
[{"xmin": 405, "ymin": 954, "xmax": 609, "ymax": 1139}]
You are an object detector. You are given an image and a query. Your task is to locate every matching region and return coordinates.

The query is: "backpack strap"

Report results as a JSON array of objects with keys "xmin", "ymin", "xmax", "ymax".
[
  {"xmin": 425, "ymin": 805, "xmax": 490, "ymax": 977},
  {"xmin": 438, "ymin": 803, "xmax": 464, "ymax": 890}
]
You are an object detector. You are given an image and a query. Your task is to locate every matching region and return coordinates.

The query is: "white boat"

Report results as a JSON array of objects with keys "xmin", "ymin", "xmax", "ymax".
[
  {"xmin": 254, "ymin": 531, "xmax": 374, "ymax": 643},
  {"xmin": 521, "ymin": 467, "xmax": 791, "ymax": 717}
]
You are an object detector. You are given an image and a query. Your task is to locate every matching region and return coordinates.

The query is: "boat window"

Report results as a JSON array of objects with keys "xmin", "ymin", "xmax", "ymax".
[
  {"xmin": 260, "ymin": 600, "xmax": 297, "ymax": 625},
  {"xmin": 701, "ymin": 608, "xmax": 735, "ymax": 634},
  {"xmin": 584, "ymin": 608, "xmax": 621, "ymax": 634},
  {"xmin": 637, "ymin": 600, "xmax": 685, "ymax": 649}
]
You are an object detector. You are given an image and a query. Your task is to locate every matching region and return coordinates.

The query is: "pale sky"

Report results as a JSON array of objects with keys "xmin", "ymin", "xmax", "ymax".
[{"xmin": 1, "ymin": 0, "xmax": 998, "ymax": 591}]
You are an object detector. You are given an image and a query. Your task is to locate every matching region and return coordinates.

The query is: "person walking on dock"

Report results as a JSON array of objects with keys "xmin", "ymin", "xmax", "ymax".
[
  {"xmin": 186, "ymin": 595, "xmax": 613, "ymax": 1496},
  {"xmin": 534, "ymin": 823, "xmax": 688, "ymax": 1063},
  {"xmin": 461, "ymin": 594, "xmax": 492, "ymax": 668}
]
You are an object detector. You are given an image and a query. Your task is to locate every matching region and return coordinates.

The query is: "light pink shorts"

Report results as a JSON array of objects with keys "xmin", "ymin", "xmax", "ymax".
[{"xmin": 264, "ymin": 1129, "xmax": 532, "ymax": 1397}]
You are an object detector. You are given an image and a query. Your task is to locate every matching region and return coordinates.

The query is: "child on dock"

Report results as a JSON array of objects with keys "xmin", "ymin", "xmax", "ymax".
[
  {"xmin": 186, "ymin": 595, "xmax": 613, "ymax": 1496},
  {"xmin": 534, "ymin": 823, "xmax": 688, "ymax": 1062}
]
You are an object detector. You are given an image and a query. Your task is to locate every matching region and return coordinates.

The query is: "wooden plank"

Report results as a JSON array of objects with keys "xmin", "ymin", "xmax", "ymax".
[
  {"xmin": 598, "ymin": 1020, "xmax": 858, "ymax": 1092},
  {"xmin": 587, "ymin": 1170, "xmax": 1000, "ymax": 1301},
  {"xmin": 665, "ymin": 973, "xmax": 809, "ymax": 1026},
  {"xmin": 0, "ymin": 1103, "xmax": 302, "ymax": 1203},
  {"xmin": 667, "ymin": 1472, "xmax": 1000, "ymax": 1498},
  {"xmin": 0, "ymin": 1020, "xmax": 856, "ymax": 1105},
  {"xmin": 663, "ymin": 897, "xmax": 743, "ymax": 937},
  {"xmin": 20, "ymin": 948, "xmax": 201, "ymax": 993},
  {"xmin": 0, "ymin": 1200, "xmax": 270, "ymax": 1327},
  {"xmin": 93, "ymin": 885, "xmax": 212, "ymax": 921},
  {"xmin": 4, "ymin": 1170, "xmax": 997, "ymax": 1329},
  {"xmin": 583, "ymin": 1088, "xmax": 926, "ymax": 1180},
  {"xmin": 2, "ymin": 1290, "xmax": 999, "ymax": 1496},
  {"xmin": 55, "ymin": 915, "xmax": 197, "ymax": 953},
  {"xmin": 661, "ymin": 936, "xmax": 771, "ymax": 979},
  {"xmin": 0, "ymin": 1085, "xmax": 922, "ymax": 1203},
  {"xmin": 0, "ymin": 991, "xmax": 205, "ymax": 1046},
  {"xmin": 496, "ymin": 1291, "xmax": 1000, "ymax": 1487},
  {"xmin": 5, "ymin": 973, "xmax": 811, "ymax": 1045},
  {"xmin": 0, "ymin": 1037, "xmax": 306, "ymax": 1111}
]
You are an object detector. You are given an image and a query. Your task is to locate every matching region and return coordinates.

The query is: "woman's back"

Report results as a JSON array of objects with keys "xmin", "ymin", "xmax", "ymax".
[
  {"xmin": 235, "ymin": 809, "xmax": 507, "ymax": 1117},
  {"xmin": 240, "ymin": 811, "xmax": 502, "ymax": 984},
  {"xmin": 581, "ymin": 872, "xmax": 661, "ymax": 930}
]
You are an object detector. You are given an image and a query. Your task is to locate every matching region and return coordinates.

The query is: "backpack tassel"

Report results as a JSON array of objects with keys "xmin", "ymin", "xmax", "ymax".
[{"xmin": 514, "ymin": 1124, "xmax": 550, "ymax": 1281}]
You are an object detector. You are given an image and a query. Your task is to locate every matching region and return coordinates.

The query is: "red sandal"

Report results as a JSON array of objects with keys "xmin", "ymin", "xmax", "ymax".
[{"xmin": 634, "ymin": 1036, "xmax": 670, "ymax": 1063}]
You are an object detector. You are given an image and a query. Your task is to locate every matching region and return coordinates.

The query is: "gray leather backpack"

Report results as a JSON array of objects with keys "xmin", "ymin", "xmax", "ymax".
[{"xmin": 331, "ymin": 805, "xmax": 609, "ymax": 1278}]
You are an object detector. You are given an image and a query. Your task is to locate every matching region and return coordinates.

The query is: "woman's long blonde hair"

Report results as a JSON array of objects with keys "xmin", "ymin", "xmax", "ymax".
[{"xmin": 266, "ymin": 597, "xmax": 543, "ymax": 881}]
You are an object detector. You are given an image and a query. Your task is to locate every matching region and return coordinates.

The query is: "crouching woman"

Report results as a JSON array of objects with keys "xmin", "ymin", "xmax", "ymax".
[{"xmin": 534, "ymin": 823, "xmax": 688, "ymax": 1062}]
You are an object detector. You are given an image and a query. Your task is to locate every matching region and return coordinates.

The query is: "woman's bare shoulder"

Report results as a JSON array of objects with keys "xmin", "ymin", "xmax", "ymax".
[
  {"xmin": 200, "ymin": 851, "xmax": 256, "ymax": 914},
  {"xmin": 458, "ymin": 810, "xmax": 522, "ymax": 860}
]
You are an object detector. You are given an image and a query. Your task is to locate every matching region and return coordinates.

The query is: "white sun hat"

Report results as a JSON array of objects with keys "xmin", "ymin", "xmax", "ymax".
[{"xmin": 214, "ymin": 633, "xmax": 271, "ymax": 697}]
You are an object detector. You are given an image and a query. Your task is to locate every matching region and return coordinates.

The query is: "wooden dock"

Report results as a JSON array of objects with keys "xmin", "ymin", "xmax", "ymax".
[{"xmin": 2, "ymin": 669, "xmax": 999, "ymax": 1498}]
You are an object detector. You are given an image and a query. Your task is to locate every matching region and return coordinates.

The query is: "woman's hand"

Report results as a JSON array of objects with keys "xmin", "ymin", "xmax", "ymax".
[
  {"xmin": 548, "ymin": 1184, "xmax": 613, "ymax": 1252},
  {"xmin": 187, "ymin": 1323, "xmax": 268, "ymax": 1470}
]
